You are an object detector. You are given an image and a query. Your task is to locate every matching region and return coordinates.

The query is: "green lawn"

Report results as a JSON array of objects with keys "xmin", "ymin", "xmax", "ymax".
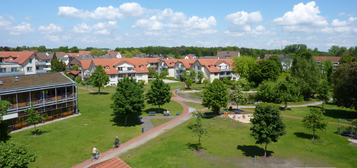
[
  {"xmin": 77, "ymin": 88, "xmax": 90, "ymax": 92},
  {"xmin": 274, "ymin": 98, "xmax": 319, "ymax": 106},
  {"xmin": 141, "ymin": 100, "xmax": 184, "ymax": 116},
  {"xmin": 119, "ymin": 115, "xmax": 357, "ymax": 168},
  {"xmin": 182, "ymin": 101, "xmax": 204, "ymax": 109},
  {"xmin": 151, "ymin": 118, "xmax": 174, "ymax": 127},
  {"xmin": 8, "ymin": 92, "xmax": 143, "ymax": 168}
]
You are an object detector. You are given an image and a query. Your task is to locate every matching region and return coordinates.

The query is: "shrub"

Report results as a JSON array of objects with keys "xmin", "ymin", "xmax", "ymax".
[
  {"xmin": 243, "ymin": 85, "xmax": 251, "ymax": 91},
  {"xmin": 250, "ymin": 81, "xmax": 256, "ymax": 87},
  {"xmin": 166, "ymin": 77, "xmax": 175, "ymax": 80}
]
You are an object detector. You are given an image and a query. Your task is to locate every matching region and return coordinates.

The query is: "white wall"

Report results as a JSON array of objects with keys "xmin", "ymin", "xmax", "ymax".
[{"xmin": 22, "ymin": 55, "xmax": 37, "ymax": 75}]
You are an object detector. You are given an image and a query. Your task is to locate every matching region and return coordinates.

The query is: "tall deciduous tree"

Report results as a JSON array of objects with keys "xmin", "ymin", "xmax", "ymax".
[
  {"xmin": 70, "ymin": 46, "xmax": 79, "ymax": 53},
  {"xmin": 187, "ymin": 109, "xmax": 208, "ymax": 151},
  {"xmin": 232, "ymin": 56, "xmax": 257, "ymax": 80},
  {"xmin": 26, "ymin": 106, "xmax": 47, "ymax": 136},
  {"xmin": 229, "ymin": 85, "xmax": 248, "ymax": 110},
  {"xmin": 111, "ymin": 77, "xmax": 145, "ymax": 127},
  {"xmin": 159, "ymin": 69, "xmax": 169, "ymax": 79},
  {"xmin": 302, "ymin": 108, "xmax": 327, "ymax": 140},
  {"xmin": 250, "ymin": 103, "xmax": 286, "ymax": 157},
  {"xmin": 0, "ymin": 142, "xmax": 36, "ymax": 167},
  {"xmin": 276, "ymin": 75, "xmax": 300, "ymax": 110},
  {"xmin": 252, "ymin": 59, "xmax": 281, "ymax": 84},
  {"xmin": 57, "ymin": 46, "xmax": 69, "ymax": 53},
  {"xmin": 283, "ymin": 58, "xmax": 292, "ymax": 71},
  {"xmin": 89, "ymin": 65, "xmax": 110, "ymax": 95},
  {"xmin": 146, "ymin": 77, "xmax": 172, "ymax": 113},
  {"xmin": 332, "ymin": 62, "xmax": 357, "ymax": 110},
  {"xmin": 50, "ymin": 52, "xmax": 66, "ymax": 72},
  {"xmin": 0, "ymin": 100, "xmax": 11, "ymax": 142},
  {"xmin": 197, "ymin": 71, "xmax": 204, "ymax": 83},
  {"xmin": 320, "ymin": 59, "xmax": 334, "ymax": 85},
  {"xmin": 188, "ymin": 69, "xmax": 196, "ymax": 81},
  {"xmin": 269, "ymin": 55, "xmax": 283, "ymax": 72},
  {"xmin": 316, "ymin": 80, "xmax": 330, "ymax": 109},
  {"xmin": 185, "ymin": 78, "xmax": 193, "ymax": 89},
  {"xmin": 90, "ymin": 48, "xmax": 107, "ymax": 56},
  {"xmin": 202, "ymin": 79, "xmax": 228, "ymax": 114},
  {"xmin": 147, "ymin": 67, "xmax": 157, "ymax": 78}
]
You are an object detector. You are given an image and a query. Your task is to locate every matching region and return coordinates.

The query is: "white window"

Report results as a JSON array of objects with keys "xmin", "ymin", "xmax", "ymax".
[
  {"xmin": 118, "ymin": 74, "xmax": 123, "ymax": 78},
  {"xmin": 0, "ymin": 68, "xmax": 6, "ymax": 73},
  {"xmin": 11, "ymin": 68, "xmax": 17, "ymax": 72},
  {"xmin": 215, "ymin": 73, "xmax": 218, "ymax": 76},
  {"xmin": 138, "ymin": 74, "xmax": 142, "ymax": 77},
  {"xmin": 27, "ymin": 67, "xmax": 33, "ymax": 72},
  {"xmin": 29, "ymin": 58, "xmax": 32, "ymax": 63},
  {"xmin": 110, "ymin": 75, "xmax": 115, "ymax": 78}
]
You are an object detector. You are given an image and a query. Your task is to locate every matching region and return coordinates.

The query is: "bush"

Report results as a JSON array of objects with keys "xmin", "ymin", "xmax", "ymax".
[
  {"xmin": 257, "ymin": 80, "xmax": 278, "ymax": 102},
  {"xmin": 224, "ymin": 77, "xmax": 232, "ymax": 85},
  {"xmin": 250, "ymin": 81, "xmax": 256, "ymax": 87},
  {"xmin": 243, "ymin": 85, "xmax": 251, "ymax": 91}
]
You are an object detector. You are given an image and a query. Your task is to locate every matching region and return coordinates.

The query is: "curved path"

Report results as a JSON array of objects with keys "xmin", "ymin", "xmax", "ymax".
[{"xmin": 73, "ymin": 90, "xmax": 192, "ymax": 168}]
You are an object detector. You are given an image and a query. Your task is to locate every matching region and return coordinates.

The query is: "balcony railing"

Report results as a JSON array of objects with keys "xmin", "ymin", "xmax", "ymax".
[
  {"xmin": 178, "ymin": 67, "xmax": 186, "ymax": 70},
  {"xmin": 0, "ymin": 71, "xmax": 25, "ymax": 77},
  {"xmin": 162, "ymin": 65, "xmax": 168, "ymax": 69},
  {"xmin": 219, "ymin": 68, "xmax": 232, "ymax": 72},
  {"xmin": 36, "ymin": 69, "xmax": 47, "ymax": 74},
  {"xmin": 118, "ymin": 70, "xmax": 136, "ymax": 73},
  {"xmin": 220, "ymin": 74, "xmax": 232, "ymax": 78},
  {"xmin": 35, "ymin": 62, "xmax": 47, "ymax": 66},
  {"xmin": 150, "ymin": 65, "xmax": 157, "ymax": 68}
]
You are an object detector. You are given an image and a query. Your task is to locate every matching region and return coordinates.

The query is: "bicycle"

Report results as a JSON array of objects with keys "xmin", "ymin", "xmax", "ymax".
[
  {"xmin": 91, "ymin": 151, "xmax": 100, "ymax": 161},
  {"xmin": 113, "ymin": 141, "xmax": 121, "ymax": 150}
]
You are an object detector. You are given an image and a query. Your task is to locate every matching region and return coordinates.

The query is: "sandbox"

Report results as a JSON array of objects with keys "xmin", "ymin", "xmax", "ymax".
[{"xmin": 227, "ymin": 114, "xmax": 254, "ymax": 123}]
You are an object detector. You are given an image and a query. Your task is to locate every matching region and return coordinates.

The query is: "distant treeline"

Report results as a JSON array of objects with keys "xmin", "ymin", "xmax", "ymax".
[{"xmin": 1, "ymin": 44, "xmax": 357, "ymax": 59}]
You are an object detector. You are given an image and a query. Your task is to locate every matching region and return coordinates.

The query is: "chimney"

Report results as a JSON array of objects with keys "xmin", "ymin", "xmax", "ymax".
[{"xmin": 14, "ymin": 76, "xmax": 19, "ymax": 82}]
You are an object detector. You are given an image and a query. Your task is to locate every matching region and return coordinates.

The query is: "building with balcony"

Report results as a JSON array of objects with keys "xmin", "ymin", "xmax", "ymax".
[
  {"xmin": 0, "ymin": 72, "xmax": 78, "ymax": 131},
  {"xmin": 158, "ymin": 59, "xmax": 178, "ymax": 77},
  {"xmin": 314, "ymin": 56, "xmax": 341, "ymax": 69},
  {"xmin": 191, "ymin": 59, "xmax": 239, "ymax": 83},
  {"xmin": 0, "ymin": 51, "xmax": 47, "ymax": 77},
  {"xmin": 173, "ymin": 59, "xmax": 196, "ymax": 80}
]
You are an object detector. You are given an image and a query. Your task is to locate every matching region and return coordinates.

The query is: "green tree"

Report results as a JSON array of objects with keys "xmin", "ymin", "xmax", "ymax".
[
  {"xmin": 26, "ymin": 106, "xmax": 47, "ymax": 136},
  {"xmin": 276, "ymin": 75, "xmax": 300, "ymax": 110},
  {"xmin": 257, "ymin": 81, "xmax": 278, "ymax": 103},
  {"xmin": 57, "ymin": 46, "xmax": 69, "ymax": 53},
  {"xmin": 38, "ymin": 45, "xmax": 46, "ymax": 52},
  {"xmin": 283, "ymin": 58, "xmax": 292, "ymax": 71},
  {"xmin": 202, "ymin": 78, "xmax": 209, "ymax": 87},
  {"xmin": 0, "ymin": 100, "xmax": 11, "ymax": 142},
  {"xmin": 232, "ymin": 56, "xmax": 257, "ymax": 80},
  {"xmin": 332, "ymin": 62, "xmax": 357, "ymax": 110},
  {"xmin": 90, "ymin": 48, "xmax": 107, "ymax": 56},
  {"xmin": 320, "ymin": 59, "xmax": 334, "ymax": 85},
  {"xmin": 187, "ymin": 109, "xmax": 208, "ymax": 151},
  {"xmin": 302, "ymin": 108, "xmax": 327, "ymax": 140},
  {"xmin": 250, "ymin": 103, "xmax": 286, "ymax": 157},
  {"xmin": 147, "ymin": 67, "xmax": 157, "ymax": 78},
  {"xmin": 89, "ymin": 65, "xmax": 110, "ymax": 95},
  {"xmin": 70, "ymin": 46, "xmax": 79, "ymax": 53},
  {"xmin": 146, "ymin": 77, "xmax": 172, "ymax": 114},
  {"xmin": 75, "ymin": 77, "xmax": 82, "ymax": 83},
  {"xmin": 111, "ymin": 77, "xmax": 145, "ymax": 127},
  {"xmin": 197, "ymin": 71, "xmax": 204, "ymax": 83},
  {"xmin": 291, "ymin": 53, "xmax": 321, "ymax": 100},
  {"xmin": 269, "ymin": 55, "xmax": 283, "ymax": 72},
  {"xmin": 202, "ymin": 79, "xmax": 228, "ymax": 114},
  {"xmin": 159, "ymin": 69, "xmax": 169, "ymax": 79},
  {"xmin": 229, "ymin": 85, "xmax": 248, "ymax": 109},
  {"xmin": 0, "ymin": 142, "xmax": 36, "ymax": 167},
  {"xmin": 50, "ymin": 52, "xmax": 59, "ymax": 72},
  {"xmin": 252, "ymin": 59, "xmax": 281, "ymax": 84},
  {"xmin": 339, "ymin": 54, "xmax": 355, "ymax": 64},
  {"xmin": 316, "ymin": 80, "xmax": 330, "ymax": 109},
  {"xmin": 71, "ymin": 65, "xmax": 80, "ymax": 71},
  {"xmin": 181, "ymin": 70, "xmax": 187, "ymax": 80},
  {"xmin": 185, "ymin": 79, "xmax": 193, "ymax": 89},
  {"xmin": 188, "ymin": 69, "xmax": 196, "ymax": 81}
]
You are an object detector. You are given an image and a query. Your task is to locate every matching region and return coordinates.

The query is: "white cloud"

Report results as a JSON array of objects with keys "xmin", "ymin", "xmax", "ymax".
[
  {"xmin": 25, "ymin": 16, "xmax": 33, "ymax": 21},
  {"xmin": 58, "ymin": 3, "xmax": 146, "ymax": 20},
  {"xmin": 272, "ymin": 1, "xmax": 328, "ymax": 26},
  {"xmin": 224, "ymin": 31, "xmax": 245, "ymax": 36},
  {"xmin": 38, "ymin": 23, "xmax": 63, "ymax": 33},
  {"xmin": 282, "ymin": 26, "xmax": 314, "ymax": 32},
  {"xmin": 72, "ymin": 22, "xmax": 91, "ymax": 33},
  {"xmin": 334, "ymin": 27, "xmax": 350, "ymax": 33},
  {"xmin": 348, "ymin": 17, "xmax": 357, "ymax": 22},
  {"xmin": 0, "ymin": 16, "xmax": 12, "ymax": 30},
  {"xmin": 224, "ymin": 11, "xmax": 262, "ymax": 31},
  {"xmin": 331, "ymin": 19, "xmax": 347, "ymax": 26},
  {"xmin": 266, "ymin": 38, "xmax": 293, "ymax": 47},
  {"xmin": 132, "ymin": 16, "xmax": 164, "ymax": 30},
  {"xmin": 63, "ymin": 35, "xmax": 71, "ymax": 40},
  {"xmin": 338, "ymin": 12, "xmax": 345, "ymax": 16},
  {"xmin": 94, "ymin": 29, "xmax": 110, "ymax": 35},
  {"xmin": 115, "ymin": 36, "xmax": 122, "ymax": 40},
  {"xmin": 319, "ymin": 27, "xmax": 334, "ymax": 33},
  {"xmin": 10, "ymin": 22, "xmax": 34, "ymax": 35},
  {"xmin": 6, "ymin": 14, "xmax": 16, "ymax": 22},
  {"xmin": 45, "ymin": 34, "xmax": 60, "ymax": 41}
]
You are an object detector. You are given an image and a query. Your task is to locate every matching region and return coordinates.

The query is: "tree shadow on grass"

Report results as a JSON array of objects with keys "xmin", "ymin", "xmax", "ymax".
[
  {"xmin": 111, "ymin": 114, "xmax": 142, "ymax": 127},
  {"xmin": 323, "ymin": 109, "xmax": 357, "ymax": 120},
  {"xmin": 143, "ymin": 108, "xmax": 168, "ymax": 115},
  {"xmin": 89, "ymin": 92, "xmax": 110, "ymax": 95},
  {"xmin": 186, "ymin": 143, "xmax": 207, "ymax": 151},
  {"xmin": 237, "ymin": 145, "xmax": 274, "ymax": 157},
  {"xmin": 294, "ymin": 132, "xmax": 320, "ymax": 140},
  {"xmin": 30, "ymin": 129, "xmax": 49, "ymax": 136}
]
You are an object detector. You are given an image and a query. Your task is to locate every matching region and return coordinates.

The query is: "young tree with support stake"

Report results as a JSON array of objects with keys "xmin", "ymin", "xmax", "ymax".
[
  {"xmin": 302, "ymin": 108, "xmax": 327, "ymax": 140},
  {"xmin": 250, "ymin": 103, "xmax": 286, "ymax": 157},
  {"xmin": 111, "ymin": 76, "xmax": 145, "ymax": 127},
  {"xmin": 146, "ymin": 76, "xmax": 172, "ymax": 114},
  {"xmin": 187, "ymin": 109, "xmax": 208, "ymax": 151},
  {"xmin": 89, "ymin": 65, "xmax": 110, "ymax": 95},
  {"xmin": 26, "ymin": 106, "xmax": 47, "ymax": 136}
]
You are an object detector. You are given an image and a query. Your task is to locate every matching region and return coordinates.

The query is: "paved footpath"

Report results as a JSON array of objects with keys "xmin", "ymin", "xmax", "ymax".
[
  {"xmin": 141, "ymin": 116, "xmax": 178, "ymax": 132},
  {"xmin": 73, "ymin": 90, "xmax": 191, "ymax": 168}
]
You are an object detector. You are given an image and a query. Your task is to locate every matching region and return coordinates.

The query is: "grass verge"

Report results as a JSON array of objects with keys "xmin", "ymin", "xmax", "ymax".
[{"xmin": 151, "ymin": 118, "xmax": 174, "ymax": 127}]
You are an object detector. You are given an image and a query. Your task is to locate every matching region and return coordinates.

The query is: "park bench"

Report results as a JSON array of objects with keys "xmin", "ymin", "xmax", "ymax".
[
  {"xmin": 149, "ymin": 111, "xmax": 156, "ymax": 116},
  {"xmin": 234, "ymin": 110, "xmax": 242, "ymax": 114}
]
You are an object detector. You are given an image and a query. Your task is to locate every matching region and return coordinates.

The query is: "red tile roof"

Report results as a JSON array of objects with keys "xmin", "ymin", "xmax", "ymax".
[
  {"xmin": 314, "ymin": 56, "xmax": 341, "ymax": 62},
  {"xmin": 55, "ymin": 52, "xmax": 66, "ymax": 55},
  {"xmin": 144, "ymin": 58, "xmax": 160, "ymax": 63},
  {"xmin": 162, "ymin": 59, "xmax": 179, "ymax": 67},
  {"xmin": 196, "ymin": 59, "xmax": 233, "ymax": 73},
  {"xmin": 88, "ymin": 157, "xmax": 131, "ymax": 168},
  {"xmin": 80, "ymin": 60, "xmax": 92, "ymax": 70},
  {"xmin": 107, "ymin": 51, "xmax": 119, "ymax": 56},
  {"xmin": 93, "ymin": 58, "xmax": 150, "ymax": 75},
  {"xmin": 79, "ymin": 51, "xmax": 91, "ymax": 56},
  {"xmin": 66, "ymin": 53, "xmax": 81, "ymax": 57},
  {"xmin": 177, "ymin": 59, "xmax": 197, "ymax": 69},
  {"xmin": 0, "ymin": 51, "xmax": 43, "ymax": 64}
]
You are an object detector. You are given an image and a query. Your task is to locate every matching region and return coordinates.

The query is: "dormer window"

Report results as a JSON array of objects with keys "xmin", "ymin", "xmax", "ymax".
[
  {"xmin": 9, "ymin": 58, "xmax": 13, "ymax": 61},
  {"xmin": 29, "ymin": 58, "xmax": 32, "ymax": 63}
]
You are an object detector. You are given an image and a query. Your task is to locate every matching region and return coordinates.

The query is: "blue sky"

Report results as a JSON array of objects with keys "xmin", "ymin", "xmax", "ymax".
[{"xmin": 0, "ymin": 0, "xmax": 356, "ymax": 51}]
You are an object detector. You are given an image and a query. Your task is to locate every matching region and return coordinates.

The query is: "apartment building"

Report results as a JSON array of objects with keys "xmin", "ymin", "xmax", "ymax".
[
  {"xmin": 174, "ymin": 59, "xmax": 196, "ymax": 80},
  {"xmin": 314, "ymin": 56, "xmax": 341, "ymax": 69},
  {"xmin": 158, "ymin": 59, "xmax": 179, "ymax": 77},
  {"xmin": 192, "ymin": 59, "xmax": 239, "ymax": 83},
  {"xmin": 0, "ymin": 52, "xmax": 47, "ymax": 77},
  {"xmin": 0, "ymin": 72, "xmax": 78, "ymax": 131}
]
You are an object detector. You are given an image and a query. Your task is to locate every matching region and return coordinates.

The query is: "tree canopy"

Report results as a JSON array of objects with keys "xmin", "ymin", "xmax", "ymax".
[
  {"xmin": 232, "ymin": 56, "xmax": 257, "ymax": 80},
  {"xmin": 276, "ymin": 75, "xmax": 300, "ymax": 110},
  {"xmin": 89, "ymin": 65, "xmax": 110, "ymax": 95},
  {"xmin": 26, "ymin": 106, "xmax": 47, "ymax": 136},
  {"xmin": 250, "ymin": 103, "xmax": 286, "ymax": 157},
  {"xmin": 269, "ymin": 55, "xmax": 283, "ymax": 72},
  {"xmin": 252, "ymin": 59, "xmax": 281, "ymax": 84},
  {"xmin": 202, "ymin": 79, "xmax": 228, "ymax": 114},
  {"xmin": 69, "ymin": 46, "xmax": 79, "ymax": 53},
  {"xmin": 111, "ymin": 76, "xmax": 145, "ymax": 126},
  {"xmin": 50, "ymin": 52, "xmax": 66, "ymax": 72},
  {"xmin": 229, "ymin": 85, "xmax": 248, "ymax": 110},
  {"xmin": 332, "ymin": 62, "xmax": 357, "ymax": 110},
  {"xmin": 316, "ymin": 80, "xmax": 330, "ymax": 109},
  {"xmin": 90, "ymin": 48, "xmax": 107, "ymax": 56},
  {"xmin": 302, "ymin": 108, "xmax": 327, "ymax": 140},
  {"xmin": 0, "ymin": 142, "xmax": 36, "ymax": 167},
  {"xmin": 0, "ymin": 100, "xmax": 11, "ymax": 142},
  {"xmin": 146, "ymin": 77, "xmax": 172, "ymax": 113}
]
